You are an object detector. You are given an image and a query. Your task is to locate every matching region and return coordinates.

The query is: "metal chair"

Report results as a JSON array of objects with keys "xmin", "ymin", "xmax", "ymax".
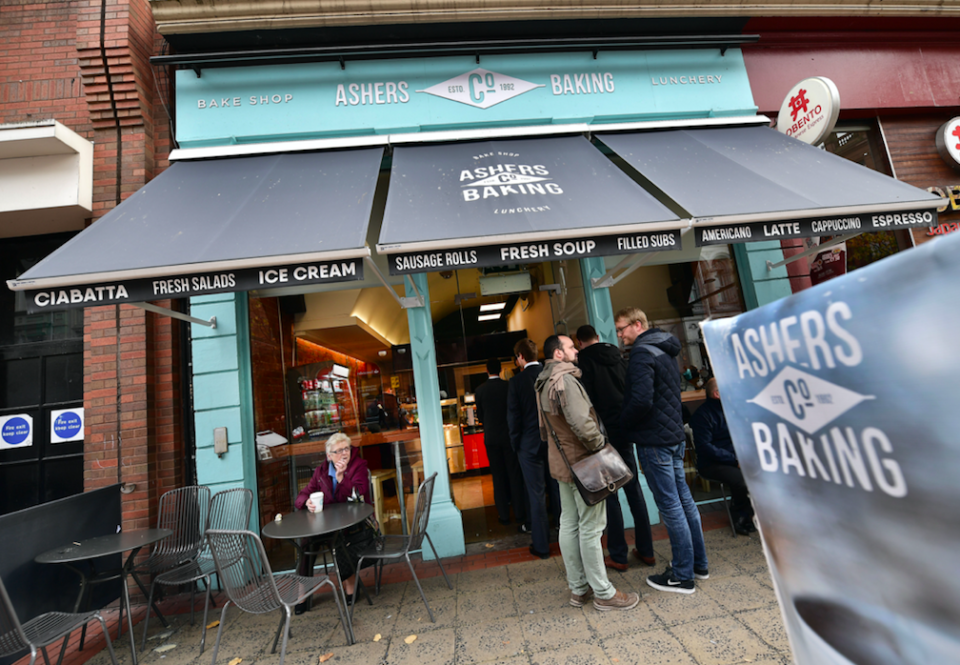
[
  {"xmin": 0, "ymin": 576, "xmax": 118, "ymax": 665},
  {"xmin": 129, "ymin": 486, "xmax": 211, "ymax": 630},
  {"xmin": 349, "ymin": 472, "xmax": 452, "ymax": 623},
  {"xmin": 140, "ymin": 488, "xmax": 253, "ymax": 654},
  {"xmin": 206, "ymin": 530, "xmax": 350, "ymax": 665}
]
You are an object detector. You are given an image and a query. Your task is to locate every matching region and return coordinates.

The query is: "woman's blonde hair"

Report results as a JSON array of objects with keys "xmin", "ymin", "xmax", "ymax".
[{"xmin": 325, "ymin": 432, "xmax": 352, "ymax": 455}]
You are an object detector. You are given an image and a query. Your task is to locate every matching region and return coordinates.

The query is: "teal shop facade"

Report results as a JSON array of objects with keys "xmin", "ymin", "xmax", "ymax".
[{"xmin": 172, "ymin": 48, "xmax": 777, "ymax": 559}]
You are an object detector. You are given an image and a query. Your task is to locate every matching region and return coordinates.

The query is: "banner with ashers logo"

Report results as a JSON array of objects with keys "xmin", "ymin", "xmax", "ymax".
[{"xmin": 701, "ymin": 230, "xmax": 960, "ymax": 664}]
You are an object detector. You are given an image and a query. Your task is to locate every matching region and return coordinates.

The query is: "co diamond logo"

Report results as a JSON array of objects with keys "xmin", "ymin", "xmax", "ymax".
[
  {"xmin": 465, "ymin": 172, "xmax": 551, "ymax": 188},
  {"xmin": 747, "ymin": 366, "xmax": 875, "ymax": 434},
  {"xmin": 417, "ymin": 68, "xmax": 544, "ymax": 109}
]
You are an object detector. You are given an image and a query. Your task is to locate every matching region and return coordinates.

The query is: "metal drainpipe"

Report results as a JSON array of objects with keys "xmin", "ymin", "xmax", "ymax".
[
  {"xmin": 99, "ymin": 0, "xmax": 122, "ymax": 208},
  {"xmin": 179, "ymin": 299, "xmax": 197, "ymax": 486}
]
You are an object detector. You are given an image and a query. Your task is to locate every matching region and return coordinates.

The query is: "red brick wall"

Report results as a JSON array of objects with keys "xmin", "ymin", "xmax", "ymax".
[
  {"xmin": 249, "ymin": 297, "xmax": 294, "ymax": 437},
  {"xmin": 3, "ymin": 0, "xmax": 180, "ymax": 543}
]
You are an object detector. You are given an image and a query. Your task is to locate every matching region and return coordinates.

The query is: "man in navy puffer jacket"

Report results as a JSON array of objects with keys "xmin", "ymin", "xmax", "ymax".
[{"xmin": 617, "ymin": 306, "xmax": 708, "ymax": 595}]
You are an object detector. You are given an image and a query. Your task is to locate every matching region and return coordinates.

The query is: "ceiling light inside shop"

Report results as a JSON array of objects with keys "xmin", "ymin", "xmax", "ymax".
[
  {"xmin": 479, "ymin": 302, "xmax": 507, "ymax": 312},
  {"xmin": 478, "ymin": 313, "xmax": 501, "ymax": 321}
]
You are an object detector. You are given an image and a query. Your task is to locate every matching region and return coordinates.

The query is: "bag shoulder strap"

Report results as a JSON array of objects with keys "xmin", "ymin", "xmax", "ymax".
[{"xmin": 535, "ymin": 388, "xmax": 577, "ymax": 475}]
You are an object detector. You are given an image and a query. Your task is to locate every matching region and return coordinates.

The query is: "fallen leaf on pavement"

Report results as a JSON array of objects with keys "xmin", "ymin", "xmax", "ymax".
[
  {"xmin": 153, "ymin": 645, "xmax": 177, "ymax": 654},
  {"xmin": 485, "ymin": 543, "xmax": 494, "ymax": 548},
  {"xmin": 228, "ymin": 658, "xmax": 242, "ymax": 665},
  {"xmin": 206, "ymin": 621, "xmax": 220, "ymax": 629},
  {"xmin": 373, "ymin": 634, "xmax": 381, "ymax": 642},
  {"xmin": 318, "ymin": 653, "xmax": 333, "ymax": 663},
  {"xmin": 404, "ymin": 635, "xmax": 417, "ymax": 644}
]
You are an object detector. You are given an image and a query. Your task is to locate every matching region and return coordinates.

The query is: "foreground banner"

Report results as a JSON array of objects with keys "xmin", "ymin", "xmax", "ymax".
[{"xmin": 701, "ymin": 231, "xmax": 960, "ymax": 664}]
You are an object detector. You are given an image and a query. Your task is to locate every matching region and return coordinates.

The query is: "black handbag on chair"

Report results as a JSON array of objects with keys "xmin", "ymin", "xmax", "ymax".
[{"xmin": 537, "ymin": 396, "xmax": 634, "ymax": 506}]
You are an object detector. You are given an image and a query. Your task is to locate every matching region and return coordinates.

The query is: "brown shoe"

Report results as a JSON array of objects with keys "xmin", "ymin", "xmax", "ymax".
[
  {"xmin": 633, "ymin": 549, "xmax": 656, "ymax": 566},
  {"xmin": 569, "ymin": 588, "xmax": 594, "ymax": 607},
  {"xmin": 603, "ymin": 556, "xmax": 629, "ymax": 572},
  {"xmin": 593, "ymin": 589, "xmax": 640, "ymax": 611}
]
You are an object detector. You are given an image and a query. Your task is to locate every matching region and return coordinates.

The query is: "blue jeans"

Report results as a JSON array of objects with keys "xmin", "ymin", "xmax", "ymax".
[{"xmin": 636, "ymin": 443, "xmax": 708, "ymax": 581}]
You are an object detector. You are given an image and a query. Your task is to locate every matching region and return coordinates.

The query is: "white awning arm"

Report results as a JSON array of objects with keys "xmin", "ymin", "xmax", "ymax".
[
  {"xmin": 132, "ymin": 302, "xmax": 216, "ymax": 328},
  {"xmin": 766, "ymin": 233, "xmax": 861, "ymax": 271},
  {"xmin": 364, "ymin": 256, "xmax": 424, "ymax": 309},
  {"xmin": 590, "ymin": 226, "xmax": 693, "ymax": 289}
]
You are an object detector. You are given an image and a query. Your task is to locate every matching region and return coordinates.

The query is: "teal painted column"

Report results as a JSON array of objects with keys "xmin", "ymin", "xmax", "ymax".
[
  {"xmin": 405, "ymin": 274, "xmax": 465, "ymax": 559},
  {"xmin": 190, "ymin": 292, "xmax": 258, "ymax": 530},
  {"xmin": 733, "ymin": 242, "xmax": 793, "ymax": 309},
  {"xmin": 579, "ymin": 258, "xmax": 659, "ymax": 527}
]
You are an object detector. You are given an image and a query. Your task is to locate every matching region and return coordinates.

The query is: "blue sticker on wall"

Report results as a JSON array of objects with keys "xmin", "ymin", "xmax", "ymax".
[{"xmin": 1, "ymin": 415, "xmax": 33, "ymax": 448}]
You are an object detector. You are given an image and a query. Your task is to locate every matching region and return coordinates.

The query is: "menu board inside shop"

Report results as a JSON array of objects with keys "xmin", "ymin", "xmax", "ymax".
[
  {"xmin": 695, "ymin": 209, "xmax": 939, "ymax": 247},
  {"xmin": 386, "ymin": 230, "xmax": 682, "ymax": 275},
  {"xmin": 20, "ymin": 257, "xmax": 365, "ymax": 314}
]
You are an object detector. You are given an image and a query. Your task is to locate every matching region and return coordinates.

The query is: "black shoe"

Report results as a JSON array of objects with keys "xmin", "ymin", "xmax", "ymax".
[
  {"xmin": 498, "ymin": 517, "xmax": 511, "ymax": 526},
  {"xmin": 518, "ymin": 523, "xmax": 530, "ymax": 534},
  {"xmin": 529, "ymin": 546, "xmax": 550, "ymax": 560},
  {"xmin": 665, "ymin": 565, "xmax": 709, "ymax": 580},
  {"xmin": 734, "ymin": 516, "xmax": 755, "ymax": 535},
  {"xmin": 646, "ymin": 569, "xmax": 695, "ymax": 594}
]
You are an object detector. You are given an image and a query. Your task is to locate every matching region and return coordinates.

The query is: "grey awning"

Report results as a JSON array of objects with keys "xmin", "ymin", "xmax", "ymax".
[
  {"xmin": 8, "ymin": 149, "xmax": 383, "ymax": 312},
  {"xmin": 377, "ymin": 135, "xmax": 686, "ymax": 275},
  {"xmin": 597, "ymin": 126, "xmax": 941, "ymax": 246}
]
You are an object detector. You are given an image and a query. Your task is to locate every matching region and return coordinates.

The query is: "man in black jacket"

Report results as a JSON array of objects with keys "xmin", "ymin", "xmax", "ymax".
[
  {"xmin": 691, "ymin": 378, "xmax": 755, "ymax": 534},
  {"xmin": 617, "ymin": 307, "xmax": 708, "ymax": 595},
  {"xmin": 476, "ymin": 357, "xmax": 527, "ymax": 528},
  {"xmin": 507, "ymin": 338, "xmax": 559, "ymax": 559},
  {"xmin": 575, "ymin": 325, "xmax": 655, "ymax": 572}
]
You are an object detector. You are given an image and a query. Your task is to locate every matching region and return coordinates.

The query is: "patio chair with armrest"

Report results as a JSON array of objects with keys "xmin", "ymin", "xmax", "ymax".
[
  {"xmin": 206, "ymin": 529, "xmax": 350, "ymax": 665},
  {"xmin": 349, "ymin": 472, "xmax": 452, "ymax": 623},
  {"xmin": 140, "ymin": 488, "xmax": 253, "ymax": 654},
  {"xmin": 0, "ymin": 575, "xmax": 118, "ymax": 665}
]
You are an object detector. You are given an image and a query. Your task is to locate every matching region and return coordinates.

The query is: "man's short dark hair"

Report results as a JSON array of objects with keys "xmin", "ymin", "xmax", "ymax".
[
  {"xmin": 543, "ymin": 335, "xmax": 563, "ymax": 360},
  {"xmin": 576, "ymin": 324, "xmax": 598, "ymax": 344},
  {"xmin": 486, "ymin": 357, "xmax": 501, "ymax": 375},
  {"xmin": 514, "ymin": 338, "xmax": 538, "ymax": 363}
]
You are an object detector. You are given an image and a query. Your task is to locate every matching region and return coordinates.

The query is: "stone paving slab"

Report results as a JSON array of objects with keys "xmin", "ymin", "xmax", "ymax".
[{"xmin": 82, "ymin": 527, "xmax": 790, "ymax": 665}]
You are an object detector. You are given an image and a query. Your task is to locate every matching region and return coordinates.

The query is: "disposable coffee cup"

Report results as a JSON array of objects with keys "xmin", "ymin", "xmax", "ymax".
[{"xmin": 309, "ymin": 492, "xmax": 324, "ymax": 512}]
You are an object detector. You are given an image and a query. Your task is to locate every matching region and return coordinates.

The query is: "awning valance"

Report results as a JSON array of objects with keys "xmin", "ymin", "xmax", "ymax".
[
  {"xmin": 8, "ymin": 149, "xmax": 384, "ymax": 313},
  {"xmin": 376, "ymin": 135, "xmax": 687, "ymax": 276},
  {"xmin": 596, "ymin": 126, "xmax": 941, "ymax": 246}
]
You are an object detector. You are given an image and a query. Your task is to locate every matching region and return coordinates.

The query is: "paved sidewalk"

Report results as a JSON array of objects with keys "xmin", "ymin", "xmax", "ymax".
[{"xmin": 72, "ymin": 526, "xmax": 791, "ymax": 665}]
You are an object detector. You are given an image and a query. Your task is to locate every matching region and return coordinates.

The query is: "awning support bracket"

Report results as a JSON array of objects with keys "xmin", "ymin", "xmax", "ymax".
[
  {"xmin": 364, "ymin": 256, "xmax": 424, "ymax": 309},
  {"xmin": 132, "ymin": 302, "xmax": 216, "ymax": 328},
  {"xmin": 766, "ymin": 233, "xmax": 862, "ymax": 271},
  {"xmin": 591, "ymin": 252, "xmax": 656, "ymax": 289}
]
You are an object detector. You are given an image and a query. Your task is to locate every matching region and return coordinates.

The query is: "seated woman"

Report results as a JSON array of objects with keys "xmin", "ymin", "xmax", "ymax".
[{"xmin": 294, "ymin": 432, "xmax": 377, "ymax": 607}]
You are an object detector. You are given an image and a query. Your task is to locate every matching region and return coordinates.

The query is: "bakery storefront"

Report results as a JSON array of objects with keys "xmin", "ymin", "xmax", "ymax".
[{"xmin": 7, "ymin": 47, "xmax": 941, "ymax": 565}]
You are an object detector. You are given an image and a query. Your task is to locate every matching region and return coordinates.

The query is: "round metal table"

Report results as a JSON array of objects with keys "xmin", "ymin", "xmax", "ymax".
[
  {"xmin": 262, "ymin": 502, "xmax": 373, "ymax": 644},
  {"xmin": 36, "ymin": 528, "xmax": 173, "ymax": 665}
]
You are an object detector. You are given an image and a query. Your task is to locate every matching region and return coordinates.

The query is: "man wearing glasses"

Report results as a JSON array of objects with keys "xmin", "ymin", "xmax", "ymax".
[{"xmin": 616, "ymin": 307, "xmax": 708, "ymax": 595}]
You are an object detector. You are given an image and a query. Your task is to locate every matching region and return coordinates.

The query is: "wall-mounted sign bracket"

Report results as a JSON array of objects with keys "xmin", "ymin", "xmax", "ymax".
[
  {"xmin": 766, "ymin": 233, "xmax": 861, "ymax": 271},
  {"xmin": 364, "ymin": 256, "xmax": 424, "ymax": 308},
  {"xmin": 131, "ymin": 302, "xmax": 217, "ymax": 328}
]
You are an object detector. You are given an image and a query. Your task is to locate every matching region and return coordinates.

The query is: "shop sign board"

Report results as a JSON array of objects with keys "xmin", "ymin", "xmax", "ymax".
[
  {"xmin": 776, "ymin": 77, "xmax": 840, "ymax": 145},
  {"xmin": 0, "ymin": 414, "xmax": 32, "ymax": 449},
  {"xmin": 808, "ymin": 241, "xmax": 847, "ymax": 286},
  {"xmin": 700, "ymin": 230, "xmax": 960, "ymax": 664},
  {"xmin": 175, "ymin": 49, "xmax": 756, "ymax": 148},
  {"xmin": 50, "ymin": 408, "xmax": 84, "ymax": 443},
  {"xmin": 386, "ymin": 231, "xmax": 681, "ymax": 275},
  {"xmin": 694, "ymin": 208, "xmax": 937, "ymax": 246},
  {"xmin": 18, "ymin": 258, "xmax": 364, "ymax": 313},
  {"xmin": 935, "ymin": 117, "xmax": 960, "ymax": 171}
]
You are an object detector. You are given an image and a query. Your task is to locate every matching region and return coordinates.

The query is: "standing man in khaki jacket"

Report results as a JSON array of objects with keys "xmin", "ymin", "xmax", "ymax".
[{"xmin": 535, "ymin": 334, "xmax": 640, "ymax": 612}]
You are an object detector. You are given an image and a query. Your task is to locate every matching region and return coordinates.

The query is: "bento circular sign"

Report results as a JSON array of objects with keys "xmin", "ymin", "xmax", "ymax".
[
  {"xmin": 776, "ymin": 77, "xmax": 840, "ymax": 145},
  {"xmin": 935, "ymin": 117, "xmax": 960, "ymax": 171}
]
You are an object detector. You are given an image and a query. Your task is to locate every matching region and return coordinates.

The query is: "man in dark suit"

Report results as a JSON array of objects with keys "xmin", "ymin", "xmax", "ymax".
[
  {"xmin": 507, "ymin": 338, "xmax": 560, "ymax": 559},
  {"xmin": 475, "ymin": 357, "xmax": 527, "ymax": 527}
]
